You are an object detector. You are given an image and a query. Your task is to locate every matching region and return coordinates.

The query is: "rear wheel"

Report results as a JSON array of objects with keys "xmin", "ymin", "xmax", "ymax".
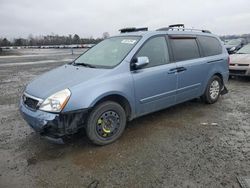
[
  {"xmin": 86, "ymin": 101, "xmax": 126, "ymax": 145},
  {"xmin": 202, "ymin": 75, "xmax": 222, "ymax": 104}
]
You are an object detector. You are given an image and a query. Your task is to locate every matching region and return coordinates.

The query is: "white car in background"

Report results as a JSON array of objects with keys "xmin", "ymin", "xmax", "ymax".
[{"xmin": 229, "ymin": 44, "xmax": 250, "ymax": 77}]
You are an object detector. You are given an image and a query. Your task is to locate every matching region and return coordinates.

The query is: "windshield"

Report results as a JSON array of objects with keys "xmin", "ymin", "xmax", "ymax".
[
  {"xmin": 226, "ymin": 39, "xmax": 241, "ymax": 45},
  {"xmin": 237, "ymin": 44, "xmax": 250, "ymax": 54},
  {"xmin": 74, "ymin": 36, "xmax": 140, "ymax": 68}
]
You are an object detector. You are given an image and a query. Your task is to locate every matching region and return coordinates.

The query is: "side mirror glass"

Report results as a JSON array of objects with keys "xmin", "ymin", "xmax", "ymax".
[{"xmin": 133, "ymin": 56, "xmax": 149, "ymax": 69}]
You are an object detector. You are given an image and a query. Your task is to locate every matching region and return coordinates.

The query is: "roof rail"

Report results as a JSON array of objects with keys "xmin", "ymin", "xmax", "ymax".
[
  {"xmin": 119, "ymin": 27, "xmax": 148, "ymax": 33},
  {"xmin": 156, "ymin": 24, "xmax": 211, "ymax": 34},
  {"xmin": 169, "ymin": 24, "xmax": 185, "ymax": 28}
]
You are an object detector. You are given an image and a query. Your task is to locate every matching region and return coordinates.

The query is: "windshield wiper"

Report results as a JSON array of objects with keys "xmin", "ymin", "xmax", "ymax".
[
  {"xmin": 73, "ymin": 62, "xmax": 96, "ymax": 68},
  {"xmin": 236, "ymin": 52, "xmax": 247, "ymax": 54}
]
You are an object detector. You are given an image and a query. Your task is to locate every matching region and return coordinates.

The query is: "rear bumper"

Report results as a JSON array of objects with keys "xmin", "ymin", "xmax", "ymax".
[{"xmin": 19, "ymin": 99, "xmax": 89, "ymax": 138}]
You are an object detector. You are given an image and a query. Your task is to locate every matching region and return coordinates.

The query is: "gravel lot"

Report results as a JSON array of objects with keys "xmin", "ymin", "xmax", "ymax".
[{"xmin": 0, "ymin": 49, "xmax": 249, "ymax": 188}]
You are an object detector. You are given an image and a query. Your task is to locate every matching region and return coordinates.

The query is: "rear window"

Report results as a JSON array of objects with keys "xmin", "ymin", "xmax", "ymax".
[
  {"xmin": 198, "ymin": 36, "xmax": 222, "ymax": 57},
  {"xmin": 170, "ymin": 38, "xmax": 200, "ymax": 61}
]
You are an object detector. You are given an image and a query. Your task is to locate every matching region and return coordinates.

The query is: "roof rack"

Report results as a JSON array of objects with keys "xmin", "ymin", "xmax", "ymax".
[
  {"xmin": 119, "ymin": 27, "xmax": 148, "ymax": 33},
  {"xmin": 169, "ymin": 24, "xmax": 185, "ymax": 28},
  {"xmin": 156, "ymin": 24, "xmax": 211, "ymax": 34}
]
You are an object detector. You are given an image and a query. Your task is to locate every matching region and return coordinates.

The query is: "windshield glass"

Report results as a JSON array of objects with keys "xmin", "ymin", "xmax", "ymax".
[
  {"xmin": 237, "ymin": 44, "xmax": 250, "ymax": 54},
  {"xmin": 74, "ymin": 36, "xmax": 140, "ymax": 68},
  {"xmin": 226, "ymin": 39, "xmax": 241, "ymax": 45}
]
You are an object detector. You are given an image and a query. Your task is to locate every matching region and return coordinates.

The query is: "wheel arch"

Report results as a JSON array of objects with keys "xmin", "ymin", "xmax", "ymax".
[
  {"xmin": 213, "ymin": 72, "xmax": 224, "ymax": 84},
  {"xmin": 202, "ymin": 71, "xmax": 225, "ymax": 94},
  {"xmin": 90, "ymin": 94, "xmax": 133, "ymax": 121}
]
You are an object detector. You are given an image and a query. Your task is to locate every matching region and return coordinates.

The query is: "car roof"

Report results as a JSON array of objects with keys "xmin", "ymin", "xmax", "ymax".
[{"xmin": 116, "ymin": 30, "xmax": 217, "ymax": 38}]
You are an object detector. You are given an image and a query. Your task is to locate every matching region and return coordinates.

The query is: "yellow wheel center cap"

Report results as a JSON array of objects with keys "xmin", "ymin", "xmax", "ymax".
[
  {"xmin": 102, "ymin": 127, "xmax": 111, "ymax": 133},
  {"xmin": 98, "ymin": 118, "xmax": 111, "ymax": 133}
]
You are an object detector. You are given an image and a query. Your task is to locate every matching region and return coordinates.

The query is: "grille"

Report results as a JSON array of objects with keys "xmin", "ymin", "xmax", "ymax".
[
  {"xmin": 229, "ymin": 69, "xmax": 246, "ymax": 75},
  {"xmin": 23, "ymin": 95, "xmax": 39, "ymax": 110},
  {"xmin": 238, "ymin": 64, "xmax": 249, "ymax": 67}
]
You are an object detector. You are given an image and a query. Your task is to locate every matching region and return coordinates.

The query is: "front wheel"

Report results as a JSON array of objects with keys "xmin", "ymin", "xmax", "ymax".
[
  {"xmin": 86, "ymin": 101, "xmax": 126, "ymax": 145},
  {"xmin": 201, "ymin": 75, "xmax": 222, "ymax": 104}
]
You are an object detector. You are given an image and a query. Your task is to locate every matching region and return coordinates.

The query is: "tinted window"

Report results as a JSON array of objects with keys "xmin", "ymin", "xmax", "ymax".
[
  {"xmin": 170, "ymin": 38, "xmax": 200, "ymax": 61},
  {"xmin": 198, "ymin": 36, "xmax": 222, "ymax": 56},
  {"xmin": 136, "ymin": 36, "xmax": 169, "ymax": 68}
]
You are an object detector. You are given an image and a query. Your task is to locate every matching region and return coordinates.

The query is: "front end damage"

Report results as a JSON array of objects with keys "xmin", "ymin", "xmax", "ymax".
[{"xmin": 19, "ymin": 98, "xmax": 89, "ymax": 141}]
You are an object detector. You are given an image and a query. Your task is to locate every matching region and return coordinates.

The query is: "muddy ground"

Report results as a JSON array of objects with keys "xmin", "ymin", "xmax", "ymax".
[{"xmin": 0, "ymin": 49, "xmax": 249, "ymax": 188}]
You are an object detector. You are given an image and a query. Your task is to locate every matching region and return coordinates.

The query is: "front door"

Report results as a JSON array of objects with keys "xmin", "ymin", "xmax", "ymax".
[{"xmin": 131, "ymin": 36, "xmax": 177, "ymax": 117}]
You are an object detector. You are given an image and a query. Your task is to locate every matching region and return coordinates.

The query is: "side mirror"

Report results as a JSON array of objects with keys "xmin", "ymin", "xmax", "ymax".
[{"xmin": 133, "ymin": 56, "xmax": 149, "ymax": 69}]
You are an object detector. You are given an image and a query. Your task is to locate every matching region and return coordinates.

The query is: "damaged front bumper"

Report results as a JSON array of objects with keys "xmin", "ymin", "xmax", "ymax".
[{"xmin": 19, "ymin": 99, "xmax": 89, "ymax": 139}]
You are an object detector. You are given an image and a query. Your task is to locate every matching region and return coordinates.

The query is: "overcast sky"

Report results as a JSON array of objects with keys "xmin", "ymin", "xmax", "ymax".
[{"xmin": 0, "ymin": 0, "xmax": 250, "ymax": 39}]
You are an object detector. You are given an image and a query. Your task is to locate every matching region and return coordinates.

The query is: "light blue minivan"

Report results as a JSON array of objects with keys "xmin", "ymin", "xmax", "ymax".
[{"xmin": 20, "ymin": 25, "xmax": 229, "ymax": 145}]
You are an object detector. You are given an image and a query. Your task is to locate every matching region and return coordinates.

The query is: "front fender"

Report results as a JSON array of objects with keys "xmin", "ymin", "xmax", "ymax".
[
  {"xmin": 62, "ymin": 72, "xmax": 135, "ymax": 117},
  {"xmin": 89, "ymin": 91, "xmax": 133, "ymax": 108}
]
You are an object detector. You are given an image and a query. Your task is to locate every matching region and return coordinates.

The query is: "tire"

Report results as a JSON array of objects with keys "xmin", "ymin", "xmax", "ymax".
[
  {"xmin": 201, "ymin": 75, "xmax": 222, "ymax": 104},
  {"xmin": 86, "ymin": 101, "xmax": 126, "ymax": 145}
]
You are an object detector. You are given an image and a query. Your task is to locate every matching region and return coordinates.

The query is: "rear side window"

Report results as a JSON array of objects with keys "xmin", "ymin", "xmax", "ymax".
[
  {"xmin": 170, "ymin": 38, "xmax": 200, "ymax": 61},
  {"xmin": 136, "ymin": 36, "xmax": 169, "ymax": 68},
  {"xmin": 198, "ymin": 36, "xmax": 222, "ymax": 57}
]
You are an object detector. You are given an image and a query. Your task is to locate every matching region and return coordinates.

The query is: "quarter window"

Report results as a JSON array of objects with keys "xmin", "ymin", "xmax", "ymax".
[
  {"xmin": 136, "ymin": 36, "xmax": 169, "ymax": 68},
  {"xmin": 198, "ymin": 36, "xmax": 222, "ymax": 57},
  {"xmin": 170, "ymin": 38, "xmax": 200, "ymax": 61}
]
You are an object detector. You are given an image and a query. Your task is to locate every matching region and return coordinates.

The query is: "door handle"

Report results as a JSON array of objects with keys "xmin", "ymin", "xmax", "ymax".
[
  {"xmin": 176, "ymin": 67, "xmax": 187, "ymax": 72},
  {"xmin": 168, "ymin": 68, "xmax": 177, "ymax": 74},
  {"xmin": 168, "ymin": 67, "xmax": 187, "ymax": 74}
]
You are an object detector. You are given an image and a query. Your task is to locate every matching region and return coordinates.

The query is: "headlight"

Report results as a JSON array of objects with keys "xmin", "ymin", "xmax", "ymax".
[
  {"xmin": 39, "ymin": 89, "xmax": 71, "ymax": 112},
  {"xmin": 230, "ymin": 47, "xmax": 236, "ymax": 51}
]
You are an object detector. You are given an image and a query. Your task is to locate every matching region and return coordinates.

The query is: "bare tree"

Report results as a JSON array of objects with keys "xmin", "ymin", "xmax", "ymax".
[
  {"xmin": 0, "ymin": 34, "xmax": 104, "ymax": 46},
  {"xmin": 73, "ymin": 34, "xmax": 80, "ymax": 44},
  {"xmin": 0, "ymin": 38, "xmax": 11, "ymax": 46},
  {"xmin": 102, "ymin": 32, "xmax": 110, "ymax": 39}
]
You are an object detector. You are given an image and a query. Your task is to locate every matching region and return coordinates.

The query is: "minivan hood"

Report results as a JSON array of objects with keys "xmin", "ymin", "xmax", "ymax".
[{"xmin": 25, "ymin": 64, "xmax": 109, "ymax": 99}]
